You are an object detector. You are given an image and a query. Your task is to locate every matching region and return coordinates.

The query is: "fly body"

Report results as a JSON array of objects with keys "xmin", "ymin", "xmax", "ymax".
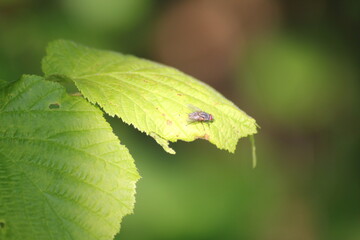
[
  {"xmin": 188, "ymin": 110, "xmax": 214, "ymax": 122},
  {"xmin": 187, "ymin": 104, "xmax": 214, "ymax": 124}
]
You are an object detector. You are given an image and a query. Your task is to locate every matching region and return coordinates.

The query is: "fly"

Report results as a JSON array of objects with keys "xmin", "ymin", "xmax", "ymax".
[{"xmin": 187, "ymin": 105, "xmax": 214, "ymax": 123}]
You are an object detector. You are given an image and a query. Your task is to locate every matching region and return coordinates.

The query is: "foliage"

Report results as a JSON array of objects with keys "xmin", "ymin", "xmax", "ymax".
[
  {"xmin": 42, "ymin": 40, "xmax": 257, "ymax": 153},
  {"xmin": 0, "ymin": 40, "xmax": 257, "ymax": 240}
]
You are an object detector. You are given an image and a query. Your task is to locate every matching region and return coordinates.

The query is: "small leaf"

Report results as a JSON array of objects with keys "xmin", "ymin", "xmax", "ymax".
[
  {"xmin": 42, "ymin": 40, "xmax": 257, "ymax": 153},
  {"xmin": 0, "ymin": 75, "xmax": 140, "ymax": 240},
  {"xmin": 149, "ymin": 132, "xmax": 176, "ymax": 154}
]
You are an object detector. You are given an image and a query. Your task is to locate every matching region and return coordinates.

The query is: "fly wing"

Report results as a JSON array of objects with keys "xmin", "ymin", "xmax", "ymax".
[
  {"xmin": 188, "ymin": 111, "xmax": 199, "ymax": 121},
  {"xmin": 187, "ymin": 105, "xmax": 201, "ymax": 124},
  {"xmin": 187, "ymin": 104, "xmax": 202, "ymax": 112}
]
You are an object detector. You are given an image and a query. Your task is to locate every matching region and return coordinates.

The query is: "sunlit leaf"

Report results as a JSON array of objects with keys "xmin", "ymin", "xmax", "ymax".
[{"xmin": 42, "ymin": 40, "xmax": 257, "ymax": 153}]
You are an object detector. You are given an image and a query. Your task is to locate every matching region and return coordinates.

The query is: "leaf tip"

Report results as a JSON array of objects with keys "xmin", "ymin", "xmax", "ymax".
[{"xmin": 149, "ymin": 132, "xmax": 176, "ymax": 154}]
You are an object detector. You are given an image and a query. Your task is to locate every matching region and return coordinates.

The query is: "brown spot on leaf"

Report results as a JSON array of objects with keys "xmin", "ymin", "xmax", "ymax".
[
  {"xmin": 166, "ymin": 120, "xmax": 173, "ymax": 125},
  {"xmin": 196, "ymin": 134, "xmax": 210, "ymax": 140},
  {"xmin": 177, "ymin": 93, "xmax": 183, "ymax": 96},
  {"xmin": 70, "ymin": 92, "xmax": 82, "ymax": 97}
]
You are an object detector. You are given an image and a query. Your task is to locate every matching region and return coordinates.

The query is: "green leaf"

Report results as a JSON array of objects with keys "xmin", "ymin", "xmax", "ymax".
[
  {"xmin": 0, "ymin": 75, "xmax": 140, "ymax": 240},
  {"xmin": 42, "ymin": 40, "xmax": 257, "ymax": 153}
]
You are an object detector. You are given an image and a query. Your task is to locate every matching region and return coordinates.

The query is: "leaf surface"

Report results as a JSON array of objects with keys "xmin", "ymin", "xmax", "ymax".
[
  {"xmin": 0, "ymin": 75, "xmax": 140, "ymax": 240},
  {"xmin": 42, "ymin": 40, "xmax": 257, "ymax": 153}
]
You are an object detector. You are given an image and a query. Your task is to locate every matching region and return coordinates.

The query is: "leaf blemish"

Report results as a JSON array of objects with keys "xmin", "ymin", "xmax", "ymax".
[
  {"xmin": 0, "ymin": 221, "xmax": 5, "ymax": 229},
  {"xmin": 70, "ymin": 92, "xmax": 82, "ymax": 97},
  {"xmin": 196, "ymin": 134, "xmax": 210, "ymax": 140},
  {"xmin": 49, "ymin": 103, "xmax": 60, "ymax": 109},
  {"xmin": 166, "ymin": 120, "xmax": 172, "ymax": 125}
]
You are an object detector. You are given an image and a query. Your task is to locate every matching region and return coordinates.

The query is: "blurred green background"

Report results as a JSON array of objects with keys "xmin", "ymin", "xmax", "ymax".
[{"xmin": 1, "ymin": 0, "xmax": 359, "ymax": 239}]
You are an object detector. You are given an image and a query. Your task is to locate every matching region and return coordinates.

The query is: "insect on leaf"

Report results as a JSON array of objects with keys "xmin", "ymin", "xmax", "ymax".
[{"xmin": 42, "ymin": 40, "xmax": 258, "ymax": 153}]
